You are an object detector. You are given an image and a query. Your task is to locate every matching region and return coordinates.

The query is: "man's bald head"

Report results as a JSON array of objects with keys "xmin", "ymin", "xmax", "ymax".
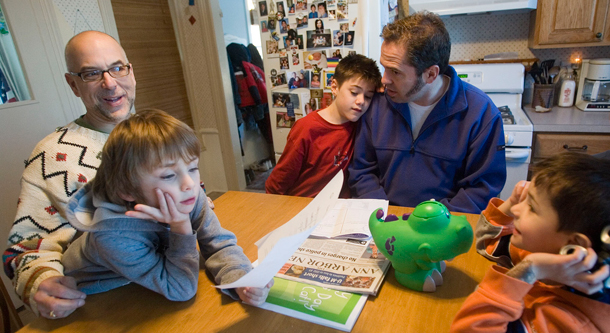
[
  {"xmin": 65, "ymin": 31, "xmax": 127, "ymax": 72},
  {"xmin": 63, "ymin": 30, "xmax": 136, "ymax": 133}
]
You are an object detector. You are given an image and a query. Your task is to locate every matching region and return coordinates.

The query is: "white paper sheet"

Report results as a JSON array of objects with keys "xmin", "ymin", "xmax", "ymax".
[
  {"xmin": 310, "ymin": 199, "xmax": 389, "ymax": 239},
  {"xmin": 215, "ymin": 171, "xmax": 343, "ymax": 289}
]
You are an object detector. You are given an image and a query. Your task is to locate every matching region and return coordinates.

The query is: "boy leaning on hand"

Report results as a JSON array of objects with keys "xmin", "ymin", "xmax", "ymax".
[{"xmin": 451, "ymin": 152, "xmax": 610, "ymax": 333}]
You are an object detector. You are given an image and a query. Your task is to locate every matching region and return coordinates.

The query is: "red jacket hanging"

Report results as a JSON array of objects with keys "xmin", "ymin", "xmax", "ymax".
[{"xmin": 236, "ymin": 61, "xmax": 267, "ymax": 107}]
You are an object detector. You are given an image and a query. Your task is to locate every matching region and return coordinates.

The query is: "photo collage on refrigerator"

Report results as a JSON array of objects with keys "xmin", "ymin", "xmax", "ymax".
[{"xmin": 259, "ymin": 0, "xmax": 360, "ymax": 128}]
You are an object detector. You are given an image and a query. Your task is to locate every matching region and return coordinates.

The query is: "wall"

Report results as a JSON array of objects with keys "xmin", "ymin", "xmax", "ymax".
[
  {"xmin": 444, "ymin": 12, "xmax": 610, "ymax": 66},
  {"xmin": 219, "ymin": 0, "xmax": 250, "ymax": 43}
]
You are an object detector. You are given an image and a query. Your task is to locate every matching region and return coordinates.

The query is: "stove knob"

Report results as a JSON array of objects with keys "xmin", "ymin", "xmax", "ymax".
[{"xmin": 505, "ymin": 133, "xmax": 514, "ymax": 145}]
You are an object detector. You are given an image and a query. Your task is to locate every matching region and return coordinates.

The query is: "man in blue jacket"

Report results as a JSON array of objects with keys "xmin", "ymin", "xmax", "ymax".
[{"xmin": 348, "ymin": 12, "xmax": 506, "ymax": 214}]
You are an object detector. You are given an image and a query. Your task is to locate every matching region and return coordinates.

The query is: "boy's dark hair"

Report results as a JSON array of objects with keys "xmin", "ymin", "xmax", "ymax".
[
  {"xmin": 531, "ymin": 152, "xmax": 610, "ymax": 252},
  {"xmin": 381, "ymin": 11, "xmax": 451, "ymax": 76},
  {"xmin": 92, "ymin": 109, "xmax": 200, "ymax": 207},
  {"xmin": 333, "ymin": 54, "xmax": 382, "ymax": 89}
]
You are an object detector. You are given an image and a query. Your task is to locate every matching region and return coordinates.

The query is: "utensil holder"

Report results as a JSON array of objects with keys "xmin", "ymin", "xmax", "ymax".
[{"xmin": 532, "ymin": 84, "xmax": 555, "ymax": 109}]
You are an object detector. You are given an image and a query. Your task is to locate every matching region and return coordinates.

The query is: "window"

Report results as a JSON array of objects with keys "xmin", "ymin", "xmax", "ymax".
[{"xmin": 0, "ymin": 4, "xmax": 31, "ymax": 104}]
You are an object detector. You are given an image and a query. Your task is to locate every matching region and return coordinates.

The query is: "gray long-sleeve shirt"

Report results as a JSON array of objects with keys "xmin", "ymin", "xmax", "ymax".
[{"xmin": 62, "ymin": 184, "xmax": 251, "ymax": 301}]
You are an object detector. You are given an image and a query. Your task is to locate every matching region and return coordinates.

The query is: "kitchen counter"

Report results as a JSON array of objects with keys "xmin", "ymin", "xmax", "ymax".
[{"xmin": 524, "ymin": 105, "xmax": 610, "ymax": 133}]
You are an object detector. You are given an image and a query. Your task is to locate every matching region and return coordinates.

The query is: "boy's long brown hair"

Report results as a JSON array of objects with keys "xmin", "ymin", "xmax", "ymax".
[{"xmin": 92, "ymin": 109, "xmax": 200, "ymax": 206}]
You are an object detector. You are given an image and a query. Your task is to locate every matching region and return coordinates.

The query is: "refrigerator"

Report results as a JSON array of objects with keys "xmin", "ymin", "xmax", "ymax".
[{"xmin": 254, "ymin": 0, "xmax": 399, "ymax": 162}]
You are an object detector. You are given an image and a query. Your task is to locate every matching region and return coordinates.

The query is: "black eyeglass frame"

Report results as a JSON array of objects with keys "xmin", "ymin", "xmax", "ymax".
[{"xmin": 69, "ymin": 64, "xmax": 132, "ymax": 82}]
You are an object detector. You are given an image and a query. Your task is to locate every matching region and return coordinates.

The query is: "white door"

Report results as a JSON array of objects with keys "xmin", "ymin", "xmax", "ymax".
[{"xmin": 0, "ymin": 0, "xmax": 86, "ymax": 305}]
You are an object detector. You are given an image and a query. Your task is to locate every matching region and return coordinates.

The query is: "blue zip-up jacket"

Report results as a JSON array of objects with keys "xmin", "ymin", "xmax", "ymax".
[
  {"xmin": 348, "ymin": 66, "xmax": 506, "ymax": 214},
  {"xmin": 62, "ymin": 184, "xmax": 251, "ymax": 301}
]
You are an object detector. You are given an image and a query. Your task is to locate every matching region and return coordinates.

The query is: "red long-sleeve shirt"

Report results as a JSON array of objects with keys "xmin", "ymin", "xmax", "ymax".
[{"xmin": 266, "ymin": 111, "xmax": 354, "ymax": 198}]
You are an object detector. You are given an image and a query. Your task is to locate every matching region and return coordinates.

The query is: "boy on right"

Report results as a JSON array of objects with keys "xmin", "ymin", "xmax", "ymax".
[{"xmin": 451, "ymin": 152, "xmax": 610, "ymax": 332}]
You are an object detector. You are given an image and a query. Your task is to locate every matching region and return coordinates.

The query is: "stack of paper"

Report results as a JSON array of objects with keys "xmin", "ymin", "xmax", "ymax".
[{"xmin": 219, "ymin": 172, "xmax": 390, "ymax": 331}]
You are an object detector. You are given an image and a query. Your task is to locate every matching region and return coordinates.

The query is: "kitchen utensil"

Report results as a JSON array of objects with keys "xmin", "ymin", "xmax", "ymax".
[
  {"xmin": 548, "ymin": 66, "xmax": 560, "ymax": 83},
  {"xmin": 540, "ymin": 59, "xmax": 555, "ymax": 71},
  {"xmin": 542, "ymin": 67, "xmax": 549, "ymax": 84},
  {"xmin": 540, "ymin": 59, "xmax": 555, "ymax": 84}
]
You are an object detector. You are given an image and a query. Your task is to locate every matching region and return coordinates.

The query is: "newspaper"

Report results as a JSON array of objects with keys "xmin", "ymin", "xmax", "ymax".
[{"xmin": 276, "ymin": 236, "xmax": 391, "ymax": 295}]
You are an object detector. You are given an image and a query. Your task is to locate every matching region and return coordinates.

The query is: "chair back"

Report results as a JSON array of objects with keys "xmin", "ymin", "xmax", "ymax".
[{"xmin": 0, "ymin": 278, "xmax": 23, "ymax": 333}]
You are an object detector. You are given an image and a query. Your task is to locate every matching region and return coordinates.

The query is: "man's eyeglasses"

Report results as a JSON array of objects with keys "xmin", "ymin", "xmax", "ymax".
[{"xmin": 69, "ymin": 64, "xmax": 132, "ymax": 82}]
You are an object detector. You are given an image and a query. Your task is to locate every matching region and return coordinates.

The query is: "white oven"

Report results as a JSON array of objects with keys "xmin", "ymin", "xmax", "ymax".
[{"xmin": 453, "ymin": 63, "xmax": 533, "ymax": 200}]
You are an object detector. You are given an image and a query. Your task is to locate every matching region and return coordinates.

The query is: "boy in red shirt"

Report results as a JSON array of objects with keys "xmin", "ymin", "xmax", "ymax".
[
  {"xmin": 266, "ymin": 54, "xmax": 381, "ymax": 197},
  {"xmin": 451, "ymin": 152, "xmax": 610, "ymax": 332}
]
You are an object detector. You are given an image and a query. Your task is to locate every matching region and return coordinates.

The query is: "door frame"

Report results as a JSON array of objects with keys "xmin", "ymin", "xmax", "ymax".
[{"xmin": 99, "ymin": 0, "xmax": 245, "ymax": 192}]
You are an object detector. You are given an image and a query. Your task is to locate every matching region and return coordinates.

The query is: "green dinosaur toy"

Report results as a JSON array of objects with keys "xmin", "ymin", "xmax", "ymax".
[{"xmin": 369, "ymin": 200, "xmax": 473, "ymax": 292}]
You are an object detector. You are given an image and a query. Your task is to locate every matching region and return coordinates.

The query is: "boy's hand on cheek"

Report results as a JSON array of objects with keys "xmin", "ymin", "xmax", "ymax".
[
  {"xmin": 513, "ymin": 249, "xmax": 608, "ymax": 294},
  {"xmin": 236, "ymin": 279, "xmax": 274, "ymax": 306},
  {"xmin": 499, "ymin": 180, "xmax": 529, "ymax": 216},
  {"xmin": 126, "ymin": 189, "xmax": 192, "ymax": 235}
]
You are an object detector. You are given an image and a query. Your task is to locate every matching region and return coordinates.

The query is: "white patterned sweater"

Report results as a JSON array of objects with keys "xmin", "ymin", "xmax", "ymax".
[{"xmin": 3, "ymin": 121, "xmax": 108, "ymax": 315}]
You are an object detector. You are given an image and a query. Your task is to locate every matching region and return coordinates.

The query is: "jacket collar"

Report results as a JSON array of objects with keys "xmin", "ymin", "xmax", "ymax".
[
  {"xmin": 385, "ymin": 65, "xmax": 468, "ymax": 127},
  {"xmin": 66, "ymin": 183, "xmax": 169, "ymax": 232}
]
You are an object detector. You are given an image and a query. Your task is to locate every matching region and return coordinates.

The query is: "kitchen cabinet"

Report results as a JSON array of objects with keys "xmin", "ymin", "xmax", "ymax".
[
  {"xmin": 532, "ymin": 132, "xmax": 610, "ymax": 163},
  {"xmin": 529, "ymin": 0, "xmax": 610, "ymax": 48},
  {"xmin": 524, "ymin": 105, "xmax": 610, "ymax": 178}
]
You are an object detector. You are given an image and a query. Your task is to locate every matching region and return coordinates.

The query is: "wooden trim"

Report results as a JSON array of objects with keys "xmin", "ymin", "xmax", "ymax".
[
  {"xmin": 98, "ymin": 0, "xmax": 120, "ymax": 42},
  {"xmin": 399, "ymin": 0, "xmax": 409, "ymax": 18},
  {"xmin": 32, "ymin": 0, "xmax": 83, "ymax": 120},
  {"xmin": 167, "ymin": 0, "xmax": 245, "ymax": 191},
  {"xmin": 450, "ymin": 58, "xmax": 538, "ymax": 65},
  {"xmin": 111, "ymin": 0, "xmax": 193, "ymax": 127}
]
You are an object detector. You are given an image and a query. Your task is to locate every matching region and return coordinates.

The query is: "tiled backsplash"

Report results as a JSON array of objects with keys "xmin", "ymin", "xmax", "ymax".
[{"xmin": 444, "ymin": 12, "xmax": 610, "ymax": 66}]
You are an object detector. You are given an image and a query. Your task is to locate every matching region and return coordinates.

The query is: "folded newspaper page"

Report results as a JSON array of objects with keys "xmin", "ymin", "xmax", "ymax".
[
  {"xmin": 216, "ymin": 171, "xmax": 342, "ymax": 289},
  {"xmin": 310, "ymin": 199, "xmax": 389, "ymax": 239},
  {"xmin": 275, "ymin": 237, "xmax": 391, "ymax": 295}
]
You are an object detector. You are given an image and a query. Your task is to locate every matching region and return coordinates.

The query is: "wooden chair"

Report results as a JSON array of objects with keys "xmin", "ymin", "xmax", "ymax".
[{"xmin": 0, "ymin": 278, "xmax": 23, "ymax": 333}]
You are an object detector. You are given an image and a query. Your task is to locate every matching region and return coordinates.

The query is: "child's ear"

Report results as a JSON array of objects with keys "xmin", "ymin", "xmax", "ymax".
[
  {"xmin": 567, "ymin": 232, "xmax": 592, "ymax": 248},
  {"xmin": 118, "ymin": 192, "xmax": 136, "ymax": 203},
  {"xmin": 331, "ymin": 79, "xmax": 339, "ymax": 95}
]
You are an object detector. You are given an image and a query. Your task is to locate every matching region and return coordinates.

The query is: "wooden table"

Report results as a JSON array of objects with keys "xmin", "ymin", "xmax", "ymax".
[{"xmin": 18, "ymin": 191, "xmax": 492, "ymax": 333}]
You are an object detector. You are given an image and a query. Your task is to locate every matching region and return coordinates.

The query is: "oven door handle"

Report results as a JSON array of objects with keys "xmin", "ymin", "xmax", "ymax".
[{"xmin": 505, "ymin": 149, "xmax": 530, "ymax": 160}]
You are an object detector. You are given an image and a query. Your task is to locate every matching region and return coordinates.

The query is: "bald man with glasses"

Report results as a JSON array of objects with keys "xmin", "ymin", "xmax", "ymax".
[{"xmin": 4, "ymin": 31, "xmax": 136, "ymax": 319}]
